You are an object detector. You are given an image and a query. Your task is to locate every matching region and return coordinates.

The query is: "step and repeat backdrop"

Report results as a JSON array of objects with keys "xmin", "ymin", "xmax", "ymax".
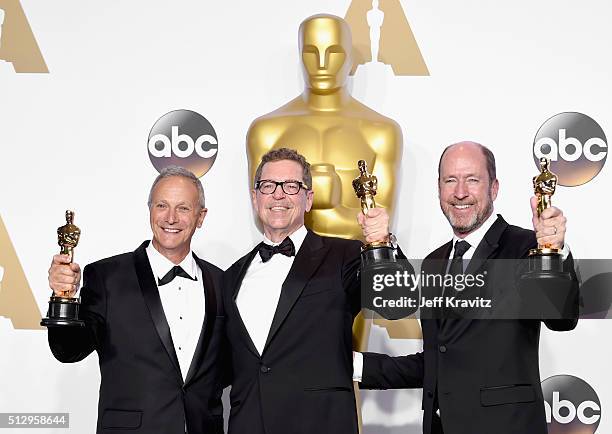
[{"xmin": 1, "ymin": 0, "xmax": 610, "ymax": 433}]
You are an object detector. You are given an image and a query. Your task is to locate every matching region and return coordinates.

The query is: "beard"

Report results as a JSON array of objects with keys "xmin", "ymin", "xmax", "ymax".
[{"xmin": 441, "ymin": 195, "xmax": 494, "ymax": 235}]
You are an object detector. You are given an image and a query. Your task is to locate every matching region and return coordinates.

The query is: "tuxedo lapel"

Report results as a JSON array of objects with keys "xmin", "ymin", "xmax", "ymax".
[
  {"xmin": 230, "ymin": 247, "xmax": 261, "ymax": 357},
  {"xmin": 436, "ymin": 241, "xmax": 453, "ymax": 280},
  {"xmin": 465, "ymin": 215, "xmax": 507, "ymax": 275},
  {"xmin": 441, "ymin": 216, "xmax": 508, "ymax": 329},
  {"xmin": 424, "ymin": 241, "xmax": 452, "ymax": 327},
  {"xmin": 232, "ymin": 247, "xmax": 259, "ymax": 299},
  {"xmin": 133, "ymin": 241, "xmax": 182, "ymax": 384},
  {"xmin": 184, "ymin": 255, "xmax": 218, "ymax": 386},
  {"xmin": 263, "ymin": 231, "xmax": 328, "ymax": 354}
]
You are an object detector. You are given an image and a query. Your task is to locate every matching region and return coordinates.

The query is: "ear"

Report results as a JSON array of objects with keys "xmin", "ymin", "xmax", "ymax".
[
  {"xmin": 196, "ymin": 207, "xmax": 208, "ymax": 228},
  {"xmin": 251, "ymin": 189, "xmax": 258, "ymax": 210},
  {"xmin": 490, "ymin": 179, "xmax": 499, "ymax": 201},
  {"xmin": 305, "ymin": 189, "xmax": 314, "ymax": 213}
]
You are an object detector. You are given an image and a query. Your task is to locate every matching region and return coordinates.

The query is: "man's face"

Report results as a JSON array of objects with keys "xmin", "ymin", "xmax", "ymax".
[
  {"xmin": 149, "ymin": 176, "xmax": 206, "ymax": 261},
  {"xmin": 300, "ymin": 17, "xmax": 351, "ymax": 94},
  {"xmin": 252, "ymin": 160, "xmax": 313, "ymax": 241},
  {"xmin": 438, "ymin": 144, "xmax": 498, "ymax": 236}
]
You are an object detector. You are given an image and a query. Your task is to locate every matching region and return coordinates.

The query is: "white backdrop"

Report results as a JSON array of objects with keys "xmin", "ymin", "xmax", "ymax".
[{"xmin": 1, "ymin": 1, "xmax": 610, "ymax": 433}]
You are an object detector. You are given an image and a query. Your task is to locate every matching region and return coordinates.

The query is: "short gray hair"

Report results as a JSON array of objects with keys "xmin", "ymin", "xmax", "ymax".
[
  {"xmin": 253, "ymin": 147, "xmax": 312, "ymax": 189},
  {"xmin": 147, "ymin": 166, "xmax": 206, "ymax": 209}
]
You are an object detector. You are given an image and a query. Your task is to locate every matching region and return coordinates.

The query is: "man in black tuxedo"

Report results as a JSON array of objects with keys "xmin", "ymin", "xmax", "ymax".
[
  {"xmin": 47, "ymin": 166, "xmax": 227, "ymax": 434},
  {"xmin": 223, "ymin": 148, "xmax": 390, "ymax": 434},
  {"xmin": 354, "ymin": 141, "xmax": 579, "ymax": 434}
]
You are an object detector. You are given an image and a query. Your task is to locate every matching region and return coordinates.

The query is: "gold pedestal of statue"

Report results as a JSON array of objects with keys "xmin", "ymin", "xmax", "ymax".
[{"xmin": 41, "ymin": 210, "xmax": 84, "ymax": 328}]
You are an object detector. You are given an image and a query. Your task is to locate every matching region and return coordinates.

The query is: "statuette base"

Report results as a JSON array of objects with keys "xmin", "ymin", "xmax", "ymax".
[{"xmin": 41, "ymin": 297, "xmax": 84, "ymax": 328}]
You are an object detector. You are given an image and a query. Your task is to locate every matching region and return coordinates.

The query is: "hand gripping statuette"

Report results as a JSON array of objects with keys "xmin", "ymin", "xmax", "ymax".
[
  {"xmin": 41, "ymin": 210, "xmax": 85, "ymax": 327},
  {"xmin": 352, "ymin": 160, "xmax": 397, "ymax": 265}
]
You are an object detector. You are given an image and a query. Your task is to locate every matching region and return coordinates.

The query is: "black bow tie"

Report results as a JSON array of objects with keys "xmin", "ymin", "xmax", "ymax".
[
  {"xmin": 258, "ymin": 237, "xmax": 296, "ymax": 263},
  {"xmin": 158, "ymin": 265, "xmax": 197, "ymax": 286}
]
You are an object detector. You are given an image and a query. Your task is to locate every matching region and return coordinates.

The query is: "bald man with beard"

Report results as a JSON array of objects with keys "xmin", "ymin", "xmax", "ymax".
[{"xmin": 354, "ymin": 142, "xmax": 579, "ymax": 434}]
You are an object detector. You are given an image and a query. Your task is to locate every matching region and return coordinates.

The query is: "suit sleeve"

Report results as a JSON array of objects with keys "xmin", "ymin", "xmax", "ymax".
[
  {"xmin": 47, "ymin": 264, "xmax": 106, "ymax": 362},
  {"xmin": 342, "ymin": 239, "xmax": 363, "ymax": 317},
  {"xmin": 360, "ymin": 351, "xmax": 424, "ymax": 390}
]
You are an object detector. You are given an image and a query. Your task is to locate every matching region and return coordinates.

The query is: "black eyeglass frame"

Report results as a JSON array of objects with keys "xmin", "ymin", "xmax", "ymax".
[{"xmin": 254, "ymin": 179, "xmax": 310, "ymax": 195}]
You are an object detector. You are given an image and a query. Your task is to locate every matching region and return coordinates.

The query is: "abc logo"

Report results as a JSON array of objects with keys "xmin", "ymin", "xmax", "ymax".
[
  {"xmin": 148, "ymin": 110, "xmax": 218, "ymax": 178},
  {"xmin": 533, "ymin": 112, "xmax": 607, "ymax": 186},
  {"xmin": 542, "ymin": 375, "xmax": 601, "ymax": 434}
]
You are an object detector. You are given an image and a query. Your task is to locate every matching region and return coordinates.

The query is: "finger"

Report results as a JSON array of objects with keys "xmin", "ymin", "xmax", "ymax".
[
  {"xmin": 364, "ymin": 218, "xmax": 380, "ymax": 228},
  {"xmin": 536, "ymin": 226, "xmax": 566, "ymax": 241},
  {"xmin": 365, "ymin": 234, "xmax": 382, "ymax": 243},
  {"xmin": 363, "ymin": 224, "xmax": 386, "ymax": 238},
  {"xmin": 536, "ymin": 234, "xmax": 564, "ymax": 250},
  {"xmin": 366, "ymin": 208, "xmax": 383, "ymax": 218},
  {"xmin": 540, "ymin": 206, "xmax": 562, "ymax": 220},
  {"xmin": 50, "ymin": 265, "xmax": 78, "ymax": 278},
  {"xmin": 364, "ymin": 212, "xmax": 389, "ymax": 227},
  {"xmin": 365, "ymin": 228, "xmax": 389, "ymax": 242},
  {"xmin": 536, "ymin": 226, "xmax": 558, "ymax": 238},
  {"xmin": 69, "ymin": 262, "xmax": 81, "ymax": 273},
  {"xmin": 540, "ymin": 216, "xmax": 566, "ymax": 230},
  {"xmin": 49, "ymin": 274, "xmax": 79, "ymax": 285},
  {"xmin": 52, "ymin": 254, "xmax": 72, "ymax": 265},
  {"xmin": 51, "ymin": 283, "xmax": 77, "ymax": 296},
  {"xmin": 357, "ymin": 213, "xmax": 366, "ymax": 226}
]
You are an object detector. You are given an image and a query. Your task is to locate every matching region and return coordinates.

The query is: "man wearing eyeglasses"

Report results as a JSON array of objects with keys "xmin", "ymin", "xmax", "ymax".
[{"xmin": 223, "ymin": 148, "xmax": 389, "ymax": 434}]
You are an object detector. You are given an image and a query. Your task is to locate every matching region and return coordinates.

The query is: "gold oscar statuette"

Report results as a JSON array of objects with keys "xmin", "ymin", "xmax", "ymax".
[
  {"xmin": 531, "ymin": 157, "xmax": 559, "ymax": 254},
  {"xmin": 352, "ymin": 159, "xmax": 392, "ymax": 251},
  {"xmin": 520, "ymin": 158, "xmax": 573, "ymax": 319},
  {"xmin": 353, "ymin": 159, "xmax": 417, "ymax": 315},
  {"xmin": 41, "ymin": 210, "xmax": 85, "ymax": 327},
  {"xmin": 524, "ymin": 158, "xmax": 566, "ymax": 276}
]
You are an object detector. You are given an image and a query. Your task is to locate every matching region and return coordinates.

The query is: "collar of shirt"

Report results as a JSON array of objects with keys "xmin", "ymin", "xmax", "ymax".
[
  {"xmin": 449, "ymin": 212, "xmax": 498, "ymax": 260},
  {"xmin": 146, "ymin": 242, "xmax": 198, "ymax": 283},
  {"xmin": 260, "ymin": 225, "xmax": 308, "ymax": 257}
]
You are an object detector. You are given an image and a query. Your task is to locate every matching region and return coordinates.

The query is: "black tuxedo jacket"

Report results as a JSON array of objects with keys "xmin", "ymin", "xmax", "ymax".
[
  {"xmin": 48, "ymin": 241, "xmax": 228, "ymax": 434},
  {"xmin": 361, "ymin": 215, "xmax": 579, "ymax": 434},
  {"xmin": 223, "ymin": 231, "xmax": 362, "ymax": 434}
]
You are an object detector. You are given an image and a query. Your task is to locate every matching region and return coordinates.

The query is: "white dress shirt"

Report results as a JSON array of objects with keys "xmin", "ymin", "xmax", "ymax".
[
  {"xmin": 447, "ymin": 212, "xmax": 498, "ymax": 267},
  {"xmin": 146, "ymin": 242, "xmax": 205, "ymax": 381},
  {"xmin": 236, "ymin": 226, "xmax": 308, "ymax": 355}
]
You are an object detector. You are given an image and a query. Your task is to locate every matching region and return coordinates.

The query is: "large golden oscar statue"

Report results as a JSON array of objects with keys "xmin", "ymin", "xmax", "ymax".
[
  {"xmin": 247, "ymin": 14, "xmax": 400, "ymax": 241},
  {"xmin": 246, "ymin": 14, "xmax": 420, "ymax": 428}
]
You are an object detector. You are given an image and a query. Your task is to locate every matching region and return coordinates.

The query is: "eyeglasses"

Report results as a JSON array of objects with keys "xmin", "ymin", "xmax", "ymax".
[{"xmin": 255, "ymin": 180, "xmax": 309, "ymax": 195}]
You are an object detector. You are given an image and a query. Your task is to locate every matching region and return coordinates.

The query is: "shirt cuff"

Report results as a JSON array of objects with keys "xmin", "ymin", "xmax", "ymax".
[
  {"xmin": 353, "ymin": 351, "xmax": 364, "ymax": 382},
  {"xmin": 561, "ymin": 243, "xmax": 570, "ymax": 260}
]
